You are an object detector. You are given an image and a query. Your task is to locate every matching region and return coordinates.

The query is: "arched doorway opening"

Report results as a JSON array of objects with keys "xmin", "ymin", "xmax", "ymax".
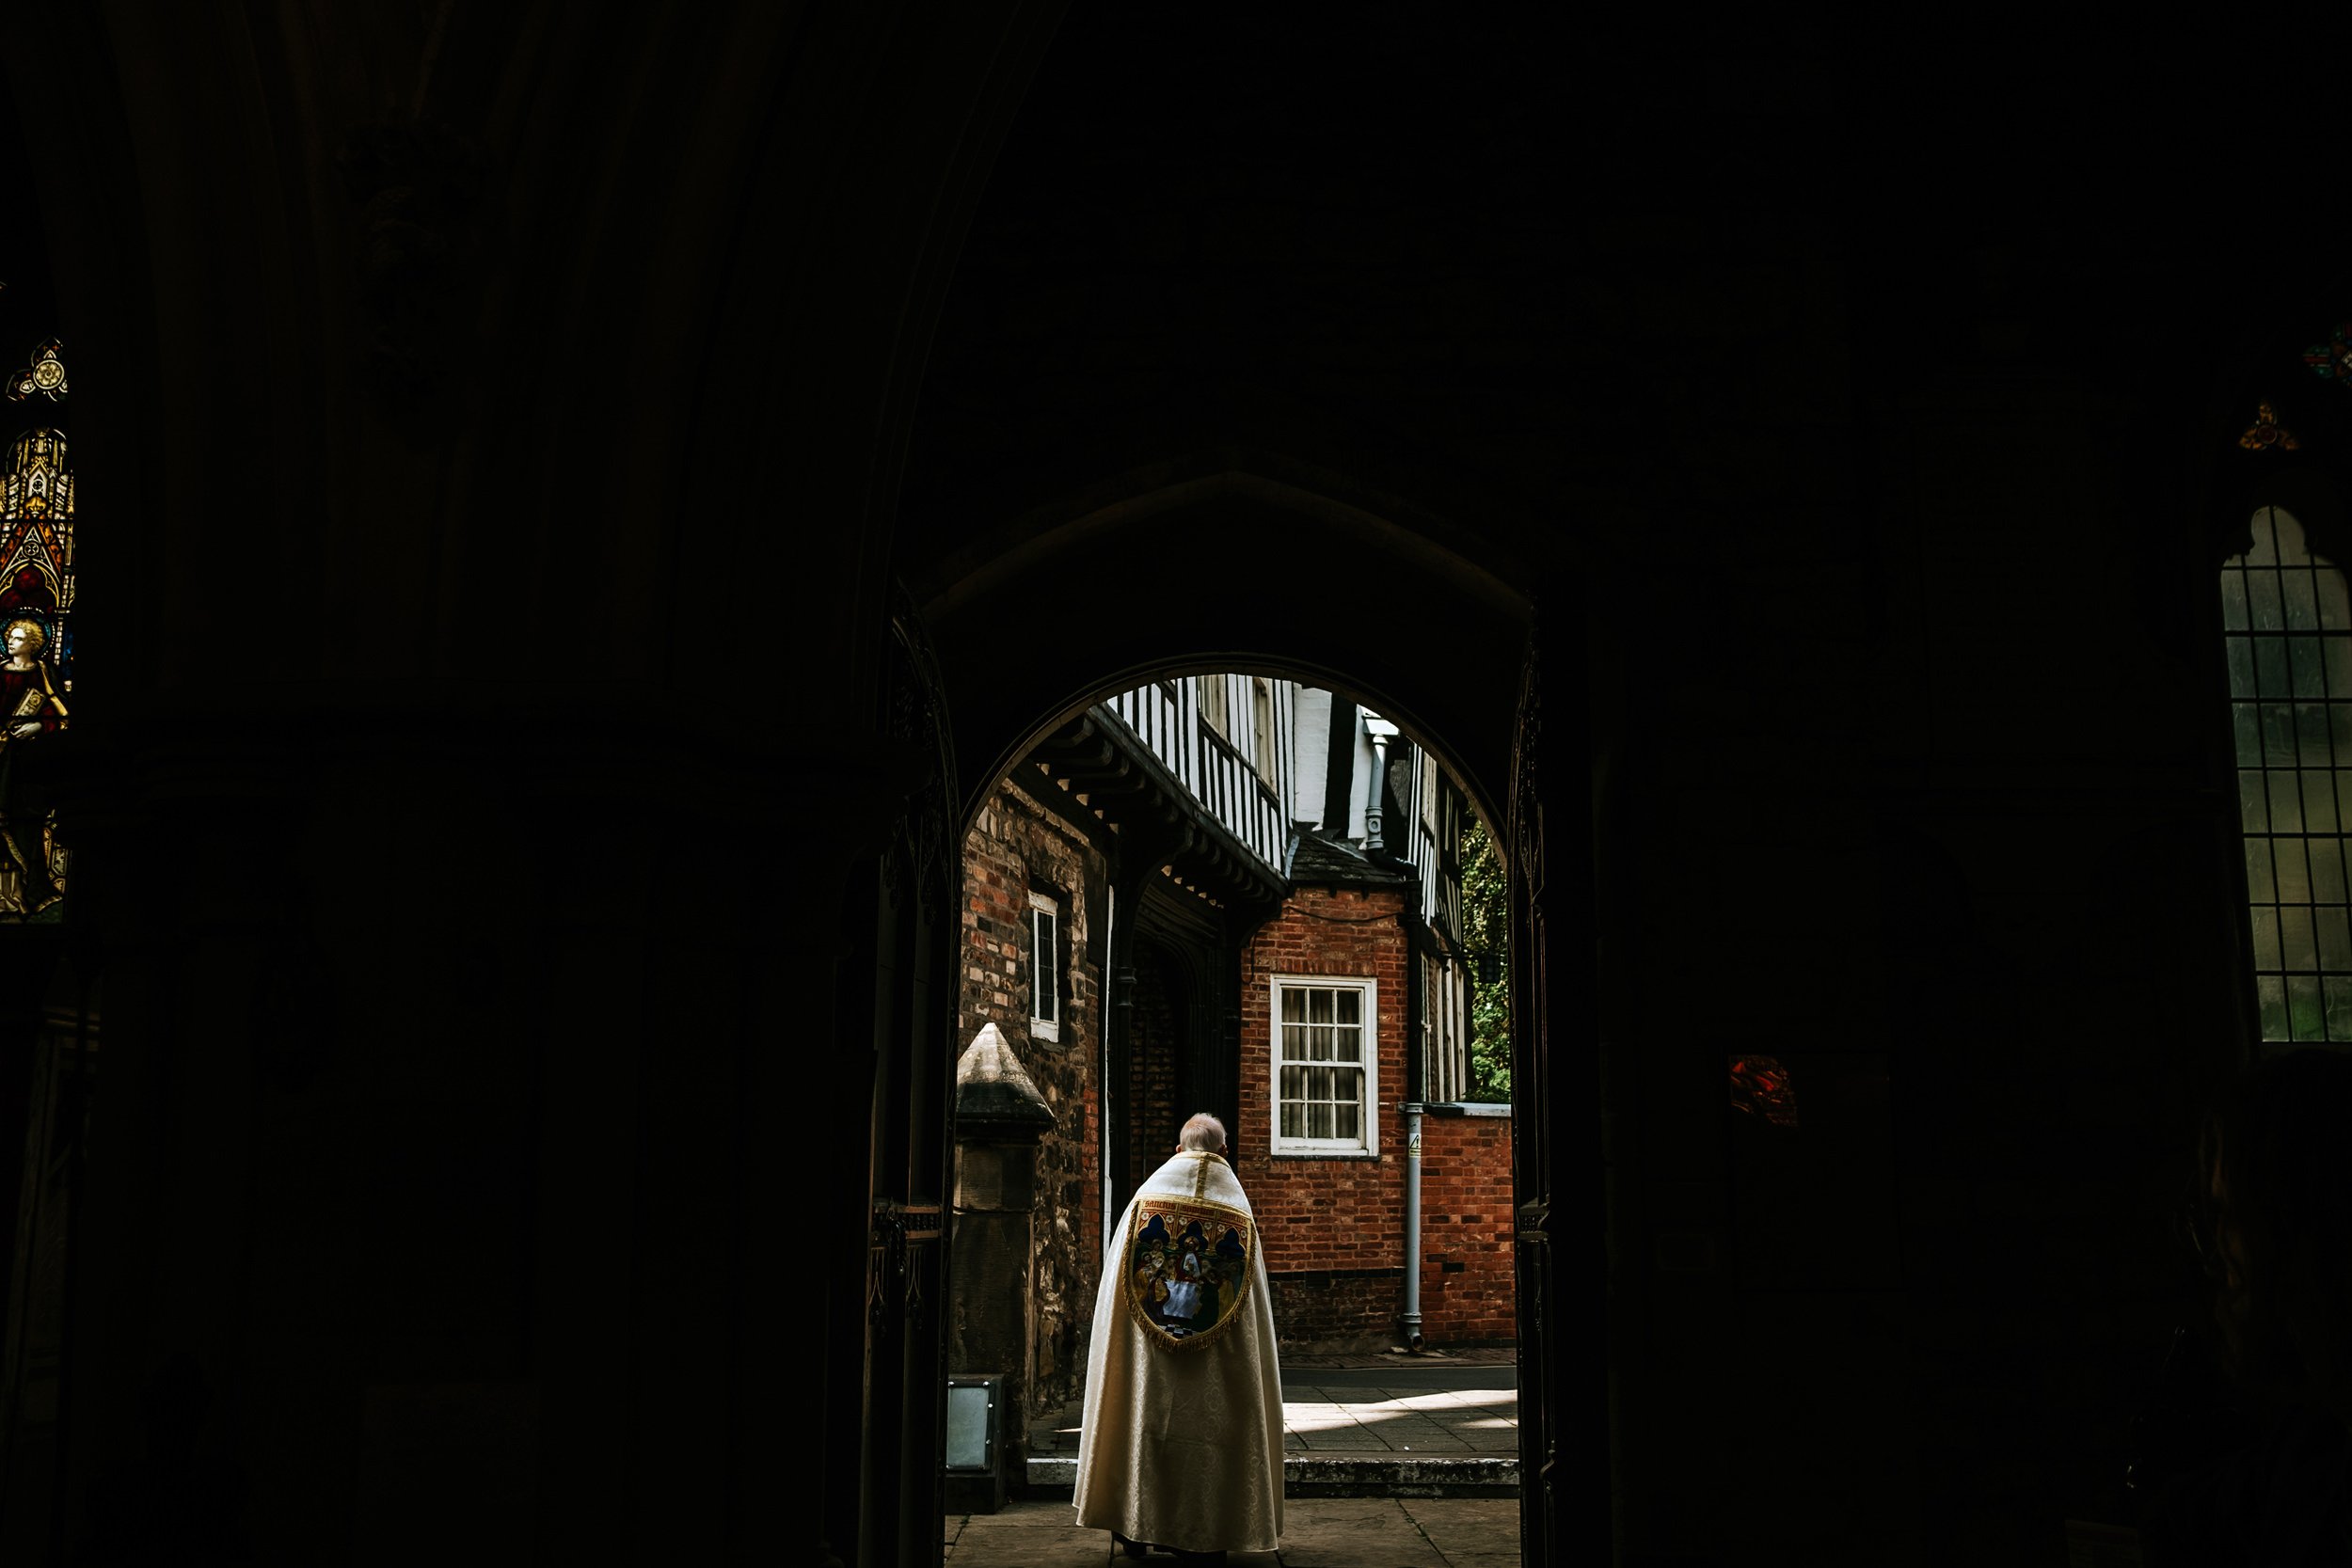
[
  {"xmin": 942, "ymin": 659, "xmax": 1529, "ymax": 1552},
  {"xmin": 908, "ymin": 451, "xmax": 1585, "ymax": 1560},
  {"xmin": 892, "ymin": 8, "xmax": 1603, "ymax": 1559},
  {"xmin": 946, "ymin": 667, "xmax": 1515, "ymax": 1485}
]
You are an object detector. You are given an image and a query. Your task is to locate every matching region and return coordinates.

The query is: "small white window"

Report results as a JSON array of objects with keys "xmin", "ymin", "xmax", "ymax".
[
  {"xmin": 1028, "ymin": 892, "xmax": 1061, "ymax": 1042},
  {"xmin": 1271, "ymin": 975, "xmax": 1376, "ymax": 1155},
  {"xmin": 1198, "ymin": 674, "xmax": 1230, "ymax": 740}
]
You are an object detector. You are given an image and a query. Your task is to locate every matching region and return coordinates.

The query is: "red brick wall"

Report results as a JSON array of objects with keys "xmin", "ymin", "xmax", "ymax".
[
  {"xmin": 958, "ymin": 780, "xmax": 1103, "ymax": 1414},
  {"xmin": 1417, "ymin": 1111, "xmax": 1517, "ymax": 1345},
  {"xmin": 1228, "ymin": 883, "xmax": 1518, "ymax": 1352},
  {"xmin": 957, "ymin": 817, "xmax": 1518, "ymax": 1388},
  {"xmin": 1233, "ymin": 885, "xmax": 1412, "ymax": 1353}
]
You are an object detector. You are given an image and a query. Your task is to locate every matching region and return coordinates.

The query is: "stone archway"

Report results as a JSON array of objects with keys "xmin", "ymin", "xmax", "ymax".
[{"xmin": 927, "ymin": 467, "xmax": 1577, "ymax": 1553}]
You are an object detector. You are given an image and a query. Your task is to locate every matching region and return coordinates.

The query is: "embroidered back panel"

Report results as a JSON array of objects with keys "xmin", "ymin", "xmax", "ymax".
[{"xmin": 1122, "ymin": 1196, "xmax": 1254, "ymax": 1352}]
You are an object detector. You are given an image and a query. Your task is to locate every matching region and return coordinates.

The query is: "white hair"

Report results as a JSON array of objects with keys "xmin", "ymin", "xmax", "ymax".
[{"xmin": 1178, "ymin": 1112, "xmax": 1228, "ymax": 1152}]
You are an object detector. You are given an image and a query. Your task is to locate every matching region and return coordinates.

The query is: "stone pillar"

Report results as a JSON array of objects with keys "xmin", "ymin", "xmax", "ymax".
[{"xmin": 948, "ymin": 1022, "xmax": 1055, "ymax": 1508}]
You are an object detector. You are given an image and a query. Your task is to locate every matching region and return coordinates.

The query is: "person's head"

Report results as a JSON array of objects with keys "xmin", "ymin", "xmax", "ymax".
[
  {"xmin": 4, "ymin": 618, "xmax": 43, "ymax": 660},
  {"xmin": 2196, "ymin": 1048, "xmax": 2352, "ymax": 1413},
  {"xmin": 1177, "ymin": 1112, "xmax": 1227, "ymax": 1154}
]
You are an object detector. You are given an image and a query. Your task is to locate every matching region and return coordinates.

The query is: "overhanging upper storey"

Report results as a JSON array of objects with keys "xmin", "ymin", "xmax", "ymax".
[{"xmin": 1025, "ymin": 680, "xmax": 1291, "ymax": 909}]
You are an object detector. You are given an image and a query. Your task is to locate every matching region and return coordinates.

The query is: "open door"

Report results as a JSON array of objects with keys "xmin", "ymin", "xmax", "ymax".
[
  {"xmin": 1510, "ymin": 620, "xmax": 1586, "ymax": 1565},
  {"xmin": 827, "ymin": 599, "xmax": 960, "ymax": 1568}
]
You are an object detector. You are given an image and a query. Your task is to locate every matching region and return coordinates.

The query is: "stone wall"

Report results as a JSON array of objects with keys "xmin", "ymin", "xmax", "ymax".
[{"xmin": 957, "ymin": 779, "xmax": 1104, "ymax": 1421}]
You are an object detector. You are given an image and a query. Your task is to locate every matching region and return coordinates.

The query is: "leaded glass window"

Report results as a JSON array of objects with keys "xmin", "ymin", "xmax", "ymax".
[
  {"xmin": 0, "ymin": 263, "xmax": 74, "ymax": 925},
  {"xmin": 2223, "ymin": 506, "xmax": 2352, "ymax": 1043},
  {"xmin": 1272, "ymin": 976, "xmax": 1376, "ymax": 1154}
]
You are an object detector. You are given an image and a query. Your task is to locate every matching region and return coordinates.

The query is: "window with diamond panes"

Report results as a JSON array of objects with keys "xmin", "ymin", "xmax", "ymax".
[
  {"xmin": 2224, "ymin": 505, "xmax": 2352, "ymax": 1043},
  {"xmin": 1272, "ymin": 977, "xmax": 1376, "ymax": 1154}
]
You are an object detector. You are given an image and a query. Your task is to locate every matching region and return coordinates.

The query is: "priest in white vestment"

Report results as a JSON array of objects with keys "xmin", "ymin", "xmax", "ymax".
[{"xmin": 1075, "ymin": 1112, "xmax": 1284, "ymax": 1561}]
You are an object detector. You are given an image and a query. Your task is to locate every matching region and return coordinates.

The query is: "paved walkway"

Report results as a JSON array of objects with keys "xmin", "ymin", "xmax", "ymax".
[
  {"xmin": 962, "ymin": 1350, "xmax": 1521, "ymax": 1564},
  {"xmin": 945, "ymin": 1496, "xmax": 1519, "ymax": 1566}
]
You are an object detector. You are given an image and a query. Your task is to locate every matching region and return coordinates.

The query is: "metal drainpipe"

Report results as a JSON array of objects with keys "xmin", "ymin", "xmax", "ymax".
[
  {"xmin": 1401, "ymin": 1101, "xmax": 1425, "ymax": 1352},
  {"xmin": 1102, "ymin": 881, "xmax": 1117, "ymax": 1264},
  {"xmin": 1392, "ymin": 879, "xmax": 1430, "ymax": 1354},
  {"xmin": 1384, "ymin": 726, "xmax": 1422, "ymax": 1354}
]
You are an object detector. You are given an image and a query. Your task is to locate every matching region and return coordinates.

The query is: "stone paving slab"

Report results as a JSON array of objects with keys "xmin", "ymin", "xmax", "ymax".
[
  {"xmin": 1399, "ymin": 1498, "xmax": 1520, "ymax": 1567},
  {"xmin": 1025, "ymin": 1355, "xmax": 1522, "ymax": 1502},
  {"xmin": 1263, "ymin": 1497, "xmax": 1449, "ymax": 1567},
  {"xmin": 946, "ymin": 1496, "xmax": 1519, "ymax": 1565}
]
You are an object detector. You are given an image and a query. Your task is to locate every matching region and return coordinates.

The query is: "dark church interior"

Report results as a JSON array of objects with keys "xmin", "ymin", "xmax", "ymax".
[{"xmin": 0, "ymin": 8, "xmax": 2343, "ymax": 1564}]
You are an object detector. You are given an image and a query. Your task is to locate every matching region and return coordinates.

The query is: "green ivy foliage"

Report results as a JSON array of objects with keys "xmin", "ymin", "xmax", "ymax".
[{"xmin": 1459, "ymin": 816, "xmax": 1512, "ymax": 1102}]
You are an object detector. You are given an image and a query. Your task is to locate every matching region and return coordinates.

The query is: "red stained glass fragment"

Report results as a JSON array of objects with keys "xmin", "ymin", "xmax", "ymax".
[{"xmin": 1729, "ymin": 1053, "xmax": 1799, "ymax": 1128}]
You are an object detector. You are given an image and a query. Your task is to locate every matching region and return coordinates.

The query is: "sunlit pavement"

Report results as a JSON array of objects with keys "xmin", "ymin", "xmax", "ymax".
[
  {"xmin": 1029, "ymin": 1351, "xmax": 1519, "ymax": 1486},
  {"xmin": 959, "ymin": 1352, "xmax": 1522, "ymax": 1563}
]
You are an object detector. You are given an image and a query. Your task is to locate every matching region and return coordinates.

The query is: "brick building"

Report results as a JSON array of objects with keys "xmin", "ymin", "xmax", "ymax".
[{"xmin": 948, "ymin": 676, "xmax": 1514, "ymax": 1462}]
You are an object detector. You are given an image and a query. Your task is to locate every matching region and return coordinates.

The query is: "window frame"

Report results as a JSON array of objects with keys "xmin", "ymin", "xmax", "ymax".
[
  {"xmin": 1251, "ymin": 676, "xmax": 1276, "ymax": 780},
  {"xmin": 1268, "ymin": 974, "xmax": 1379, "ymax": 1157},
  {"xmin": 1198, "ymin": 673, "xmax": 1230, "ymax": 740},
  {"xmin": 2222, "ymin": 504, "xmax": 2352, "ymax": 1046},
  {"xmin": 1028, "ymin": 891, "xmax": 1061, "ymax": 1042}
]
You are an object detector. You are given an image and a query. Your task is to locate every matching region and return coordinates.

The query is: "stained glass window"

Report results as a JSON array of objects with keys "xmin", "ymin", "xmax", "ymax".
[
  {"xmin": 2307, "ymin": 324, "xmax": 2352, "ymax": 389},
  {"xmin": 2240, "ymin": 400, "xmax": 2300, "ymax": 451},
  {"xmin": 6, "ymin": 339, "xmax": 64, "ymax": 403},
  {"xmin": 2222, "ymin": 507, "xmax": 2352, "ymax": 1043},
  {"xmin": 1729, "ymin": 1053, "xmax": 1799, "ymax": 1128},
  {"xmin": 0, "ymin": 260, "xmax": 76, "ymax": 924}
]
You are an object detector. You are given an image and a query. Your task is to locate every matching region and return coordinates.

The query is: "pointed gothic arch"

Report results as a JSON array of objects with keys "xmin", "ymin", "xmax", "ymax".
[{"xmin": 925, "ymin": 457, "xmax": 1585, "ymax": 1558}]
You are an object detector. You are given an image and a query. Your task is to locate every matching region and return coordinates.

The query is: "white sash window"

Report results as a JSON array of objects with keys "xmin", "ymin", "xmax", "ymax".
[
  {"xmin": 1271, "ymin": 976, "xmax": 1376, "ymax": 1155},
  {"xmin": 1029, "ymin": 891, "xmax": 1061, "ymax": 1042}
]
